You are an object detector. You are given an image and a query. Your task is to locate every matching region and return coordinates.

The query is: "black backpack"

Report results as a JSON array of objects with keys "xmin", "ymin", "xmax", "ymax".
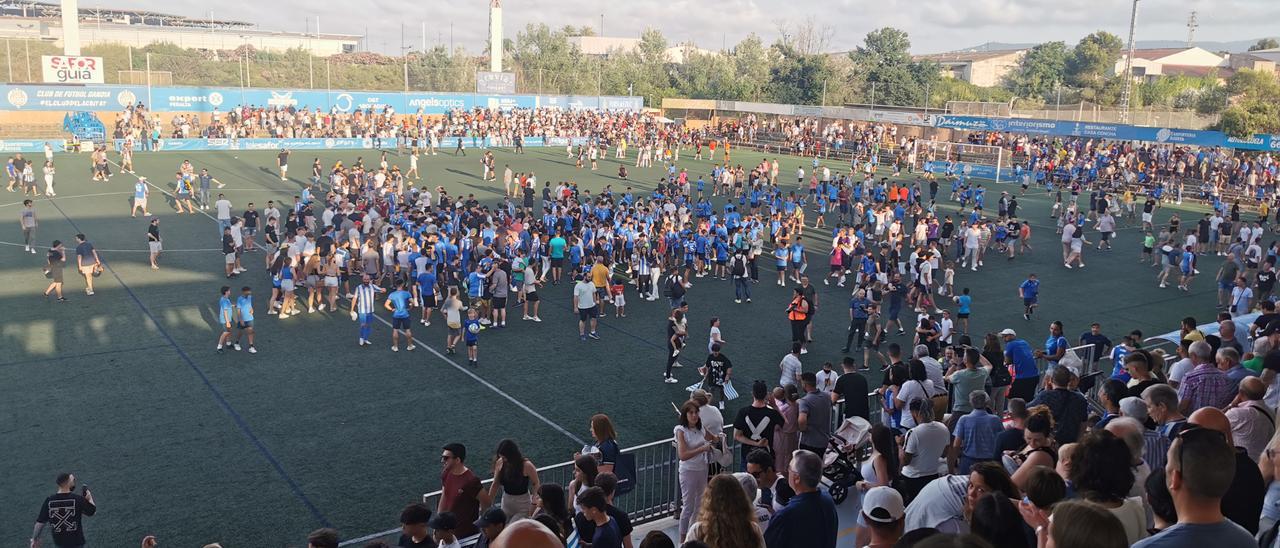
[
  {"xmin": 731, "ymin": 256, "xmax": 746, "ymax": 277},
  {"xmin": 665, "ymin": 274, "xmax": 684, "ymax": 298},
  {"xmin": 989, "ymin": 362, "xmax": 1012, "ymax": 387}
]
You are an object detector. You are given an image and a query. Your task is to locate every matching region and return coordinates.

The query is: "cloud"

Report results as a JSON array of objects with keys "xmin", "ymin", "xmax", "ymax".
[{"xmin": 112, "ymin": 0, "xmax": 1280, "ymax": 55}]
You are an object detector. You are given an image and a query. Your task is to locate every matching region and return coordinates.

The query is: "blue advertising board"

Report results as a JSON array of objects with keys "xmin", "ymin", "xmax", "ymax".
[
  {"xmin": 928, "ymin": 115, "xmax": 1280, "ymax": 152},
  {"xmin": 2, "ymin": 83, "xmax": 641, "ymax": 115}
]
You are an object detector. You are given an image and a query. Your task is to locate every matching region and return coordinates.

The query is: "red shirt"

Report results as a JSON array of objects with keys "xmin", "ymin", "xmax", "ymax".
[{"xmin": 440, "ymin": 467, "xmax": 482, "ymax": 538}]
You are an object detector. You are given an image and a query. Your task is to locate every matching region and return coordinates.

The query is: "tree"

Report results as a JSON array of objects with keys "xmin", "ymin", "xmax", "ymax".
[
  {"xmin": 1217, "ymin": 69, "xmax": 1280, "ymax": 138},
  {"xmin": 1066, "ymin": 31, "xmax": 1124, "ymax": 92},
  {"xmin": 1248, "ymin": 38, "xmax": 1279, "ymax": 52},
  {"xmin": 768, "ymin": 42, "xmax": 832, "ymax": 105},
  {"xmin": 849, "ymin": 27, "xmax": 935, "ymax": 107},
  {"xmin": 1005, "ymin": 41, "xmax": 1068, "ymax": 99}
]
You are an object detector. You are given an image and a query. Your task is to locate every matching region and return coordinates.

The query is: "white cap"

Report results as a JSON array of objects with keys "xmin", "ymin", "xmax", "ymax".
[
  {"xmin": 863, "ymin": 486, "xmax": 905, "ymax": 523},
  {"xmin": 999, "ymin": 328, "xmax": 1017, "ymax": 337}
]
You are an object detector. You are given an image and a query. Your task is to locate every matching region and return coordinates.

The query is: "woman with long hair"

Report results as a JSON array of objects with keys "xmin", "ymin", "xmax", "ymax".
[
  {"xmin": 982, "ymin": 333, "xmax": 1010, "ymax": 412},
  {"xmin": 1006, "ymin": 406, "xmax": 1058, "ymax": 490},
  {"xmin": 488, "ymin": 439, "xmax": 541, "ymax": 521},
  {"xmin": 531, "ymin": 482, "xmax": 573, "ymax": 540},
  {"xmin": 587, "ymin": 413, "xmax": 619, "ymax": 475},
  {"xmin": 684, "ymin": 474, "xmax": 766, "ymax": 547},
  {"xmin": 568, "ymin": 454, "xmax": 599, "ymax": 513},
  {"xmin": 675, "ymin": 399, "xmax": 716, "ymax": 541},
  {"xmin": 855, "ymin": 424, "xmax": 901, "ymax": 546},
  {"xmin": 970, "ymin": 492, "xmax": 1030, "ymax": 548}
]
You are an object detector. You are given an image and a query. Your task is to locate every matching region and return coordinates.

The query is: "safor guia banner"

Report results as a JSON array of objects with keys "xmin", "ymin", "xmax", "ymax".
[{"xmin": 42, "ymin": 55, "xmax": 105, "ymax": 84}]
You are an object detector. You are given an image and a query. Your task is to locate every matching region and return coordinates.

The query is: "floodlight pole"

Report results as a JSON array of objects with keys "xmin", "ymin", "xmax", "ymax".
[{"xmin": 1119, "ymin": 0, "xmax": 1139, "ymax": 124}]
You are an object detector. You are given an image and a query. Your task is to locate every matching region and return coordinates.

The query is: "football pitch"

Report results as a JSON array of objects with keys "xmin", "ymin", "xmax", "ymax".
[{"xmin": 0, "ymin": 144, "xmax": 1221, "ymax": 546}]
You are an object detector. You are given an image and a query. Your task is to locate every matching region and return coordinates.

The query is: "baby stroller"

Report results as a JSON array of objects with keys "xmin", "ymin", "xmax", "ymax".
[{"xmin": 822, "ymin": 416, "xmax": 873, "ymax": 504}]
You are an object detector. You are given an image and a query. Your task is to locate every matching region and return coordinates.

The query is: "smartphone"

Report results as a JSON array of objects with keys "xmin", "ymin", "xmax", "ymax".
[{"xmin": 80, "ymin": 485, "xmax": 89, "ymax": 495}]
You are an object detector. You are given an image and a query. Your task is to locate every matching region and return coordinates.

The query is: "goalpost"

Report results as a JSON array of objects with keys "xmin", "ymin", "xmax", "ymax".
[{"xmin": 912, "ymin": 140, "xmax": 1006, "ymax": 184}]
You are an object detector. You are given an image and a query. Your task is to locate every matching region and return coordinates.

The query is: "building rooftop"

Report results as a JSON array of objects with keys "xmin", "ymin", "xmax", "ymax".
[
  {"xmin": 913, "ymin": 49, "xmax": 1025, "ymax": 63},
  {"xmin": 0, "ymin": 0, "xmax": 251, "ymax": 28}
]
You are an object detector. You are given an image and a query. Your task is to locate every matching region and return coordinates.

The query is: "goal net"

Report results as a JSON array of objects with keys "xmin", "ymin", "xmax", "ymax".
[{"xmin": 913, "ymin": 140, "xmax": 1005, "ymax": 183}]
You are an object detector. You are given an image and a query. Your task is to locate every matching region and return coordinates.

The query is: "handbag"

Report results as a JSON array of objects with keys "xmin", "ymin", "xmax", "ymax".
[
  {"xmin": 613, "ymin": 453, "xmax": 638, "ymax": 496},
  {"xmin": 708, "ymin": 436, "xmax": 734, "ymax": 468}
]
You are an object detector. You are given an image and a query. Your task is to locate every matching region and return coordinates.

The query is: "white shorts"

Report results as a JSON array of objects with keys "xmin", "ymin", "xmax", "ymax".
[
  {"xmin": 324, "ymin": 275, "xmax": 339, "ymax": 287},
  {"xmin": 281, "ymin": 279, "xmax": 295, "ymax": 291},
  {"xmin": 1142, "ymin": 212, "xmax": 1153, "ymax": 223},
  {"xmin": 149, "ymin": 241, "xmax": 162, "ymax": 253},
  {"xmin": 135, "ymin": 197, "xmax": 147, "ymax": 208},
  {"xmin": 225, "ymin": 252, "xmax": 236, "ymax": 265}
]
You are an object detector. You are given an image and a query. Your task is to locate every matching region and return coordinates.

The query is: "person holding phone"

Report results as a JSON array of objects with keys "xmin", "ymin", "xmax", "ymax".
[{"xmin": 31, "ymin": 472, "xmax": 96, "ymax": 548}]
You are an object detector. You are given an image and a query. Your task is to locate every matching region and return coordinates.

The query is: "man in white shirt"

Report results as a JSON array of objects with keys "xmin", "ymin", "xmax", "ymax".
[
  {"xmin": 779, "ymin": 343, "xmax": 804, "ymax": 387},
  {"xmin": 572, "ymin": 273, "xmax": 600, "ymax": 341},
  {"xmin": 214, "ymin": 194, "xmax": 233, "ymax": 237},
  {"xmin": 815, "ymin": 362, "xmax": 838, "ymax": 393}
]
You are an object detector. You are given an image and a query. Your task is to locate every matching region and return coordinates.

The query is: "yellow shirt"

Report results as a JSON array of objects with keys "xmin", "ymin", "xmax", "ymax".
[{"xmin": 590, "ymin": 263, "xmax": 610, "ymax": 288}]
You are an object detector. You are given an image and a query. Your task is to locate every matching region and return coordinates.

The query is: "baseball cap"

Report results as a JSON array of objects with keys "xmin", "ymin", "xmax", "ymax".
[
  {"xmin": 999, "ymin": 328, "xmax": 1017, "ymax": 337},
  {"xmin": 1260, "ymin": 320, "xmax": 1280, "ymax": 337},
  {"xmin": 474, "ymin": 507, "xmax": 507, "ymax": 529},
  {"xmin": 862, "ymin": 486, "xmax": 905, "ymax": 523}
]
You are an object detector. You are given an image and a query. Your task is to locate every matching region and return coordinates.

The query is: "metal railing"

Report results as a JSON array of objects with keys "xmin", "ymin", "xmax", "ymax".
[{"xmin": 339, "ymin": 391, "xmax": 882, "ymax": 546}]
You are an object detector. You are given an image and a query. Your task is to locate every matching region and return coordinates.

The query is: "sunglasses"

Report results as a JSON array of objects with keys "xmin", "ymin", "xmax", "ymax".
[{"xmin": 1173, "ymin": 425, "xmax": 1227, "ymax": 471}]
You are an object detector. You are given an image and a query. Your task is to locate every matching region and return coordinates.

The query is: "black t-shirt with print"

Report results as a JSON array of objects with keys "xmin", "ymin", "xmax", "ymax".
[{"xmin": 36, "ymin": 492, "xmax": 96, "ymax": 547}]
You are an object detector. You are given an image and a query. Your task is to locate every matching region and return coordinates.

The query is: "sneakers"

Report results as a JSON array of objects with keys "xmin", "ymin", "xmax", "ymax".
[
  {"xmin": 233, "ymin": 343, "xmax": 242, "ymax": 351},
  {"xmin": 391, "ymin": 346, "xmax": 399, "ymax": 352},
  {"xmin": 588, "ymin": 332, "xmax": 600, "ymax": 340},
  {"xmin": 358, "ymin": 338, "xmax": 369, "ymax": 346},
  {"xmin": 734, "ymin": 299, "xmax": 742, "ymax": 304},
  {"xmin": 664, "ymin": 376, "xmax": 679, "ymax": 384},
  {"xmin": 248, "ymin": 346, "xmax": 257, "ymax": 354},
  {"xmin": 1024, "ymin": 313, "xmax": 1031, "ymax": 320},
  {"xmin": 1064, "ymin": 263, "xmax": 1072, "ymax": 269},
  {"xmin": 85, "ymin": 289, "xmax": 95, "ymax": 296},
  {"xmin": 800, "ymin": 348, "xmax": 809, "ymax": 354},
  {"xmin": 532, "ymin": 316, "xmax": 542, "ymax": 322},
  {"xmin": 406, "ymin": 344, "xmax": 416, "ymax": 351},
  {"xmin": 523, "ymin": 315, "xmax": 535, "ymax": 321}
]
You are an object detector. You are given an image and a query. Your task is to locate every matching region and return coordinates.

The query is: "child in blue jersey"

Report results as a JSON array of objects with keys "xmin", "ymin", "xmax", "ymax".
[
  {"xmin": 1178, "ymin": 245, "xmax": 1197, "ymax": 291},
  {"xmin": 774, "ymin": 245, "xmax": 790, "ymax": 287},
  {"xmin": 384, "ymin": 280, "xmax": 416, "ymax": 352},
  {"xmin": 462, "ymin": 308, "xmax": 482, "ymax": 366},
  {"xmin": 216, "ymin": 286, "xmax": 235, "ymax": 353},
  {"xmin": 952, "ymin": 287, "xmax": 972, "ymax": 333},
  {"xmin": 233, "ymin": 286, "xmax": 257, "ymax": 353},
  {"xmin": 789, "ymin": 238, "xmax": 806, "ymax": 283}
]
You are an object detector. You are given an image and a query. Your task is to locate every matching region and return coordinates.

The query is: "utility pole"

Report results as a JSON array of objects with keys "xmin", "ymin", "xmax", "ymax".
[
  {"xmin": 1118, "ymin": 0, "xmax": 1139, "ymax": 124},
  {"xmin": 1186, "ymin": 11, "xmax": 1198, "ymax": 46}
]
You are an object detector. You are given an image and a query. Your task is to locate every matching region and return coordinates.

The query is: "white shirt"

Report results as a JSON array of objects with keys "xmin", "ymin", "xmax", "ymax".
[
  {"xmin": 902, "ymin": 421, "xmax": 950, "ymax": 478},
  {"xmin": 896, "ymin": 379, "xmax": 935, "ymax": 428},
  {"xmin": 215, "ymin": 199, "xmax": 232, "ymax": 220},
  {"xmin": 708, "ymin": 326, "xmax": 723, "ymax": 354},
  {"xmin": 816, "ymin": 369, "xmax": 838, "ymax": 393},
  {"xmin": 1167, "ymin": 357, "xmax": 1194, "ymax": 385},
  {"xmin": 779, "ymin": 354, "xmax": 803, "ymax": 387},
  {"xmin": 573, "ymin": 281, "xmax": 597, "ymax": 310}
]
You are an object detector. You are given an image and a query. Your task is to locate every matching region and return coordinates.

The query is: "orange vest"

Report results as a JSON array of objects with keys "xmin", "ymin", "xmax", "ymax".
[{"xmin": 788, "ymin": 296, "xmax": 809, "ymax": 321}]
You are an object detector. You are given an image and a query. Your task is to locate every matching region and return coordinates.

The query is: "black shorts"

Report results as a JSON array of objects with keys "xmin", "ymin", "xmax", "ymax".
[
  {"xmin": 466, "ymin": 340, "xmax": 478, "ymax": 347},
  {"xmin": 578, "ymin": 306, "xmax": 599, "ymax": 321},
  {"xmin": 958, "ymin": 313, "xmax": 969, "ymax": 319},
  {"xmin": 526, "ymin": 292, "xmax": 540, "ymax": 302},
  {"xmin": 238, "ymin": 321, "xmax": 254, "ymax": 330},
  {"xmin": 392, "ymin": 317, "xmax": 411, "ymax": 329},
  {"xmin": 551, "ymin": 258, "xmax": 565, "ymax": 268},
  {"xmin": 492, "ymin": 296, "xmax": 507, "ymax": 309}
]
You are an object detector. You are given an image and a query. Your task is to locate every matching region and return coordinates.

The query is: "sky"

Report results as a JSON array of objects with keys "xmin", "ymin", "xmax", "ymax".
[{"xmin": 130, "ymin": 0, "xmax": 1280, "ymax": 54}]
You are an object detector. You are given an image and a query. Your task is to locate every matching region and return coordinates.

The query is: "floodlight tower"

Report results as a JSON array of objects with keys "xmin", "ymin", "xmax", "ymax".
[
  {"xmin": 489, "ymin": 0, "xmax": 503, "ymax": 72},
  {"xmin": 61, "ymin": 0, "xmax": 81, "ymax": 55},
  {"xmin": 1118, "ymin": 0, "xmax": 1139, "ymax": 124}
]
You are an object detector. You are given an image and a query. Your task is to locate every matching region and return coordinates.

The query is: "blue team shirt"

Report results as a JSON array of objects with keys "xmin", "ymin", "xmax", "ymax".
[
  {"xmin": 463, "ymin": 318, "xmax": 481, "ymax": 342},
  {"xmin": 956, "ymin": 295, "xmax": 971, "ymax": 314},
  {"xmin": 218, "ymin": 296, "xmax": 234, "ymax": 323},
  {"xmin": 1005, "ymin": 339, "xmax": 1039, "ymax": 379},
  {"xmin": 388, "ymin": 289, "xmax": 412, "ymax": 318},
  {"xmin": 236, "ymin": 295, "xmax": 254, "ymax": 322},
  {"xmin": 1019, "ymin": 279, "xmax": 1040, "ymax": 299}
]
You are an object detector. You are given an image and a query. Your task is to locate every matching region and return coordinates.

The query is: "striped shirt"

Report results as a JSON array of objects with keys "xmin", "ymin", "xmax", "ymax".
[{"xmin": 354, "ymin": 284, "xmax": 377, "ymax": 314}]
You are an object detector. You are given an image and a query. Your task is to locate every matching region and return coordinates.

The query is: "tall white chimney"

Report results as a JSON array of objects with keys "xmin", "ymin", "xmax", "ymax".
[
  {"xmin": 488, "ymin": 0, "xmax": 503, "ymax": 72},
  {"xmin": 61, "ymin": 0, "xmax": 82, "ymax": 55}
]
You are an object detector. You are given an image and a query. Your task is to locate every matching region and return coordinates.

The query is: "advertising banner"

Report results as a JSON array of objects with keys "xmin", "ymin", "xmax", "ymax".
[
  {"xmin": 476, "ymin": 72, "xmax": 517, "ymax": 95},
  {"xmin": 42, "ymin": 56, "xmax": 106, "ymax": 84},
  {"xmin": 2, "ymin": 84, "xmax": 143, "ymax": 111}
]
